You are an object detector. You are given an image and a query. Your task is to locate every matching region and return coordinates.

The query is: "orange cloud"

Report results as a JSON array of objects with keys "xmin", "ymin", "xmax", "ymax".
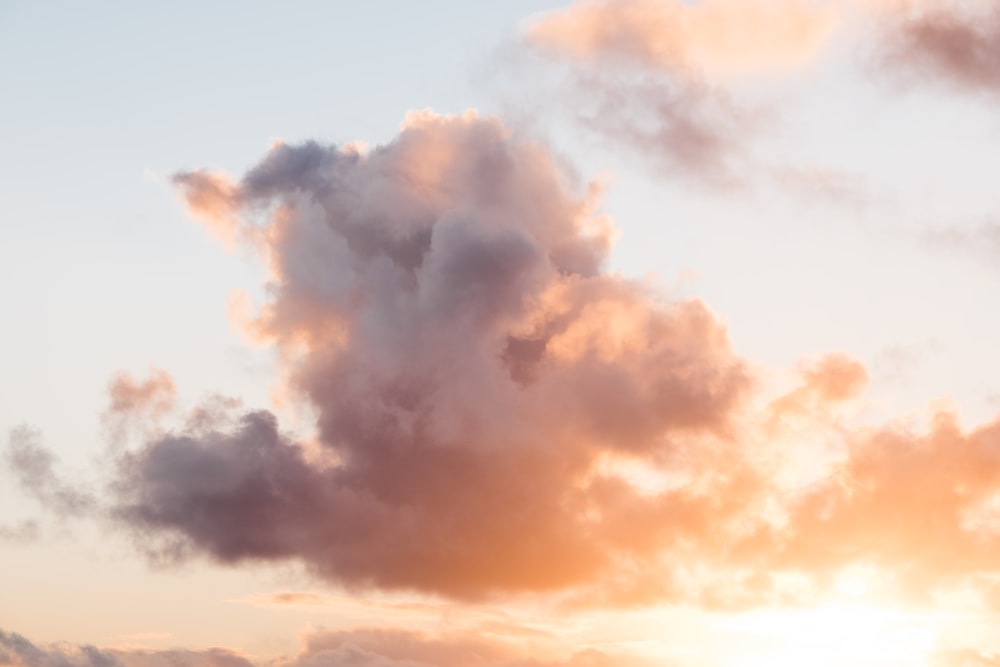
[
  {"xmin": 521, "ymin": 2, "xmax": 838, "ymax": 188},
  {"xmin": 0, "ymin": 627, "xmax": 645, "ymax": 667},
  {"xmin": 526, "ymin": 0, "xmax": 841, "ymax": 78},
  {"xmin": 521, "ymin": 0, "xmax": 1000, "ymax": 190},
  {"xmin": 106, "ymin": 368, "xmax": 176, "ymax": 419},
  {"xmin": 772, "ymin": 409, "xmax": 1000, "ymax": 599},
  {"xmin": 767, "ymin": 353, "xmax": 869, "ymax": 423},
  {"xmin": 3, "ymin": 427, "xmax": 95, "ymax": 519},
  {"xmin": 11, "ymin": 109, "xmax": 999, "ymax": 613},
  {"xmin": 85, "ymin": 110, "xmax": 996, "ymax": 612},
  {"xmin": 171, "ymin": 170, "xmax": 241, "ymax": 247}
]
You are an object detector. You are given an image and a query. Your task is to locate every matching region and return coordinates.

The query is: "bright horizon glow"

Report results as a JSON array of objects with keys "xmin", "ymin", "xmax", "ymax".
[{"xmin": 714, "ymin": 605, "xmax": 940, "ymax": 667}]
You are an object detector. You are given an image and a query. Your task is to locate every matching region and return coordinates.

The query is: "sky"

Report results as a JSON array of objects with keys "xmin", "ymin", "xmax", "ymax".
[{"xmin": 2, "ymin": 0, "xmax": 1000, "ymax": 665}]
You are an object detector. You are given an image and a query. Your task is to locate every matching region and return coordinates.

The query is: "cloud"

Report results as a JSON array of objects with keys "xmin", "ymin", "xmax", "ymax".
[
  {"xmin": 106, "ymin": 109, "xmax": 755, "ymax": 601},
  {"xmin": 268, "ymin": 592, "xmax": 327, "ymax": 606},
  {"xmin": 102, "ymin": 369, "xmax": 178, "ymax": 449},
  {"xmin": 172, "ymin": 171, "xmax": 241, "ymax": 247},
  {"xmin": 877, "ymin": 3, "xmax": 1000, "ymax": 94},
  {"xmin": 522, "ymin": 1, "xmax": 764, "ymax": 187},
  {"xmin": 0, "ymin": 519, "xmax": 40, "ymax": 544},
  {"xmin": 521, "ymin": 0, "xmax": 1000, "ymax": 193},
  {"xmin": 16, "ymin": 108, "xmax": 1000, "ymax": 610},
  {"xmin": 768, "ymin": 165, "xmax": 876, "ymax": 210},
  {"xmin": 0, "ymin": 628, "xmax": 638, "ymax": 667},
  {"xmin": 292, "ymin": 629, "xmax": 628, "ymax": 667},
  {"xmin": 0, "ymin": 630, "xmax": 253, "ymax": 667},
  {"xmin": 3, "ymin": 427, "xmax": 96, "ymax": 518},
  {"xmin": 519, "ymin": 1, "xmax": 873, "ymax": 189},
  {"xmin": 525, "ymin": 0, "xmax": 840, "ymax": 78},
  {"xmin": 763, "ymin": 353, "xmax": 869, "ymax": 434},
  {"xmin": 768, "ymin": 409, "xmax": 1000, "ymax": 598},
  {"xmin": 921, "ymin": 220, "xmax": 1000, "ymax": 265},
  {"xmin": 0, "ymin": 630, "xmax": 123, "ymax": 667},
  {"xmin": 105, "ymin": 369, "xmax": 176, "ymax": 418},
  {"xmin": 294, "ymin": 629, "xmax": 511, "ymax": 667}
]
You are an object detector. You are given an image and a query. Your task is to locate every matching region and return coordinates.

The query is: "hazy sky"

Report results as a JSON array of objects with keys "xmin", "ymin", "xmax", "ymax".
[{"xmin": 3, "ymin": 1, "xmax": 1000, "ymax": 666}]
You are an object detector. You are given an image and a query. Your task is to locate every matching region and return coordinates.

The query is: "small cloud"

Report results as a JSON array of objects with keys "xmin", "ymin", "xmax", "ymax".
[
  {"xmin": 3, "ymin": 427, "xmax": 96, "ymax": 519},
  {"xmin": 877, "ymin": 3, "xmax": 1000, "ymax": 96},
  {"xmin": 230, "ymin": 592, "xmax": 331, "ymax": 609},
  {"xmin": 769, "ymin": 164, "xmax": 876, "ymax": 210},
  {"xmin": 0, "ymin": 519, "xmax": 39, "ymax": 544},
  {"xmin": 921, "ymin": 220, "xmax": 1000, "ymax": 265}
]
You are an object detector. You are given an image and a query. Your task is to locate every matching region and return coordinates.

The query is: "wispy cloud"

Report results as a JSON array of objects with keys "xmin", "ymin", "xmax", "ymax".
[
  {"xmin": 125, "ymin": 110, "xmax": 751, "ymax": 600},
  {"xmin": 0, "ymin": 519, "xmax": 39, "ymax": 544},
  {"xmin": 524, "ymin": 0, "xmax": 840, "ymax": 78},
  {"xmin": 3, "ymin": 427, "xmax": 96, "ymax": 519},
  {"xmin": 877, "ymin": 3, "xmax": 1000, "ymax": 95}
]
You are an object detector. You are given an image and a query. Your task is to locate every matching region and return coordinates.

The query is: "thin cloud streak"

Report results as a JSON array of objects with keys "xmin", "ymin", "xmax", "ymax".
[{"xmin": 0, "ymin": 628, "xmax": 641, "ymax": 667}]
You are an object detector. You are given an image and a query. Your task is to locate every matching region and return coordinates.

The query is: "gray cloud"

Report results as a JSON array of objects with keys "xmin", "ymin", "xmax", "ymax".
[
  {"xmin": 146, "ymin": 111, "xmax": 753, "ymax": 601},
  {"xmin": 0, "ymin": 631, "xmax": 122, "ymax": 667},
  {"xmin": 119, "ymin": 110, "xmax": 1000, "ymax": 609},
  {"xmin": 571, "ymin": 71, "xmax": 753, "ymax": 188},
  {"xmin": 878, "ymin": 4, "xmax": 1000, "ymax": 95},
  {"xmin": 3, "ymin": 427, "xmax": 96, "ymax": 518},
  {"xmin": 0, "ymin": 519, "xmax": 40, "ymax": 544}
]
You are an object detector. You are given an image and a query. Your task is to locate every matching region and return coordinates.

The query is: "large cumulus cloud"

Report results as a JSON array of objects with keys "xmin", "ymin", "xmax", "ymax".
[
  {"xmin": 123, "ymin": 110, "xmax": 754, "ymax": 600},
  {"xmin": 9, "ymin": 109, "xmax": 1000, "ymax": 611},
  {"xmin": 873, "ymin": 1, "xmax": 1000, "ymax": 94},
  {"xmin": 85, "ymin": 110, "xmax": 1000, "ymax": 609}
]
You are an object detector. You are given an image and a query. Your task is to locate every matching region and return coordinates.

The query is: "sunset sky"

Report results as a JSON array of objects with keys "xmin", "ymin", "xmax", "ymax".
[{"xmin": 3, "ymin": 1, "xmax": 1000, "ymax": 666}]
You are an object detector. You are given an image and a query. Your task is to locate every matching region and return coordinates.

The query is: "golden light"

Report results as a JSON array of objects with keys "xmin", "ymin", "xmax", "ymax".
[{"xmin": 714, "ymin": 604, "xmax": 941, "ymax": 667}]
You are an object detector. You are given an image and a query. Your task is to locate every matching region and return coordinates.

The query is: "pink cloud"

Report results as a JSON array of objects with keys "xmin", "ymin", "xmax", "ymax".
[
  {"xmin": 877, "ymin": 2, "xmax": 1000, "ymax": 94},
  {"xmin": 525, "ymin": 0, "xmax": 840, "ymax": 78}
]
